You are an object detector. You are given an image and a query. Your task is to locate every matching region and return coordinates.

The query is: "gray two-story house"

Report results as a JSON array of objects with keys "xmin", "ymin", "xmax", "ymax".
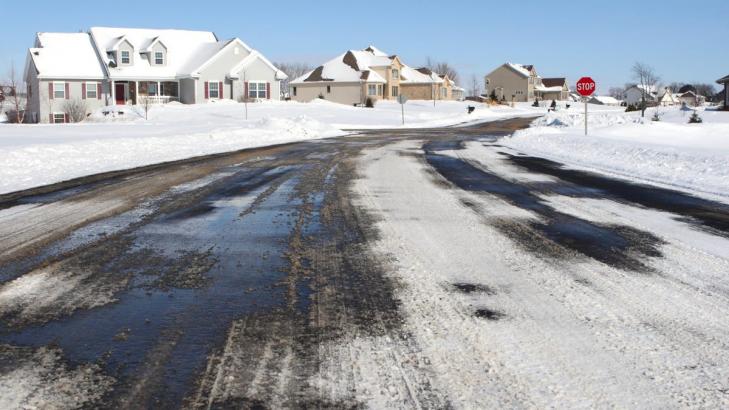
[{"xmin": 24, "ymin": 27, "xmax": 287, "ymax": 123}]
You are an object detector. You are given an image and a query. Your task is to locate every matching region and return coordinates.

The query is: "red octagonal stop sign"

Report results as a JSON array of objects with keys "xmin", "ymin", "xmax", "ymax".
[{"xmin": 576, "ymin": 77, "xmax": 596, "ymax": 97}]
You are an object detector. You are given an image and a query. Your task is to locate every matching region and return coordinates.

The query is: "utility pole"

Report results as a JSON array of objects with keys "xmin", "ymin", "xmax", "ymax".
[{"xmin": 243, "ymin": 71, "xmax": 248, "ymax": 120}]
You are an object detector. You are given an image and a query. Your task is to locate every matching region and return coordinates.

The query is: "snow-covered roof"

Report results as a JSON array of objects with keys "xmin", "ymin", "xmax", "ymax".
[
  {"xmin": 90, "ymin": 27, "xmax": 225, "ymax": 80},
  {"xmin": 292, "ymin": 48, "xmax": 393, "ymax": 84},
  {"xmin": 590, "ymin": 95, "xmax": 620, "ymax": 104},
  {"xmin": 292, "ymin": 46, "xmax": 450, "ymax": 86},
  {"xmin": 505, "ymin": 63, "xmax": 534, "ymax": 78},
  {"xmin": 535, "ymin": 84, "xmax": 563, "ymax": 92},
  {"xmin": 400, "ymin": 66, "xmax": 444, "ymax": 84},
  {"xmin": 26, "ymin": 33, "xmax": 106, "ymax": 80}
]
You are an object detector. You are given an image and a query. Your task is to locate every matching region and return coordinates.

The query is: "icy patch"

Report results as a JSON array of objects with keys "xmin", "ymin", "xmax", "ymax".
[{"xmin": 0, "ymin": 344, "xmax": 114, "ymax": 409}]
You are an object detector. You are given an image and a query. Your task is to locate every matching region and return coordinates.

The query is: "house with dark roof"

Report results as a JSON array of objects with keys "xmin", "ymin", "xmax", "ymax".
[
  {"xmin": 289, "ymin": 46, "xmax": 463, "ymax": 105},
  {"xmin": 24, "ymin": 27, "xmax": 286, "ymax": 123},
  {"xmin": 484, "ymin": 63, "xmax": 568, "ymax": 103},
  {"xmin": 717, "ymin": 74, "xmax": 729, "ymax": 107}
]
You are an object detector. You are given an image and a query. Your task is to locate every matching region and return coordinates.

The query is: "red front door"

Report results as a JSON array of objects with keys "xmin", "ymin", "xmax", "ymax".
[{"xmin": 115, "ymin": 84, "xmax": 125, "ymax": 105}]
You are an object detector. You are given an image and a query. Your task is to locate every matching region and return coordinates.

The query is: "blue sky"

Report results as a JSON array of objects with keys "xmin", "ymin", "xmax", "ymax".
[{"xmin": 2, "ymin": 0, "xmax": 728, "ymax": 92}]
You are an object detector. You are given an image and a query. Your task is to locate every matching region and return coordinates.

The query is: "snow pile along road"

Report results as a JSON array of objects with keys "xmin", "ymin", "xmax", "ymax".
[
  {"xmin": 0, "ymin": 100, "xmax": 536, "ymax": 195},
  {"xmin": 503, "ymin": 105, "xmax": 729, "ymax": 200}
]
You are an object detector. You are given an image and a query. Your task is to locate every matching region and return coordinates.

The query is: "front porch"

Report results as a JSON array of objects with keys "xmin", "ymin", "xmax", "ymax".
[{"xmin": 111, "ymin": 80, "xmax": 180, "ymax": 105}]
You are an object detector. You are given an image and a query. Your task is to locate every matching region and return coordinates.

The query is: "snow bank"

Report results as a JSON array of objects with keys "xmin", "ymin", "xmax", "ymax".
[
  {"xmin": 503, "ymin": 105, "xmax": 729, "ymax": 200},
  {"xmin": 0, "ymin": 100, "xmax": 534, "ymax": 195}
]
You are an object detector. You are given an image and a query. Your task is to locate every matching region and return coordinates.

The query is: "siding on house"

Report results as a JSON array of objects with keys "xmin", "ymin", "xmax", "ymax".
[
  {"xmin": 485, "ymin": 65, "xmax": 529, "ymax": 102},
  {"xmin": 291, "ymin": 82, "xmax": 363, "ymax": 105},
  {"xmin": 33, "ymin": 78, "xmax": 108, "ymax": 123}
]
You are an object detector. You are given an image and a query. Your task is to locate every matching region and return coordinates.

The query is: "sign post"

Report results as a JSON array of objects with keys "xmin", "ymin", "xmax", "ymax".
[
  {"xmin": 397, "ymin": 94, "xmax": 408, "ymax": 125},
  {"xmin": 576, "ymin": 77, "xmax": 596, "ymax": 135}
]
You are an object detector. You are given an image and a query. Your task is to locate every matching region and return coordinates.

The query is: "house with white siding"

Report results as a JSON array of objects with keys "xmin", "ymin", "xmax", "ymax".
[{"xmin": 24, "ymin": 27, "xmax": 287, "ymax": 123}]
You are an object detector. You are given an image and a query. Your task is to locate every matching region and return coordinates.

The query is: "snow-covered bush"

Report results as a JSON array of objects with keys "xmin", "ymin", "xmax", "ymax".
[
  {"xmin": 651, "ymin": 111, "xmax": 662, "ymax": 122},
  {"xmin": 688, "ymin": 111, "xmax": 703, "ymax": 124},
  {"xmin": 365, "ymin": 97, "xmax": 376, "ymax": 108}
]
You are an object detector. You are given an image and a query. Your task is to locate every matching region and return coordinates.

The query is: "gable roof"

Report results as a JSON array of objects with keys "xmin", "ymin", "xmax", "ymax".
[
  {"xmin": 505, "ymin": 63, "xmax": 534, "ymax": 78},
  {"xmin": 141, "ymin": 36, "xmax": 167, "ymax": 53},
  {"xmin": 90, "ymin": 27, "xmax": 221, "ymax": 79},
  {"xmin": 542, "ymin": 77, "xmax": 566, "ymax": 88},
  {"xmin": 292, "ymin": 46, "xmax": 449, "ymax": 86},
  {"xmin": 227, "ymin": 49, "xmax": 288, "ymax": 80},
  {"xmin": 292, "ymin": 47, "xmax": 393, "ymax": 84},
  {"xmin": 26, "ymin": 32, "xmax": 106, "ymax": 80},
  {"xmin": 589, "ymin": 95, "xmax": 620, "ymax": 104},
  {"xmin": 717, "ymin": 74, "xmax": 729, "ymax": 84}
]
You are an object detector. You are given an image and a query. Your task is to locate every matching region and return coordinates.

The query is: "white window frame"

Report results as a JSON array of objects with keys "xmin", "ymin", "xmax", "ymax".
[
  {"xmin": 378, "ymin": 84, "xmax": 383, "ymax": 95},
  {"xmin": 85, "ymin": 82, "xmax": 98, "ymax": 99},
  {"xmin": 120, "ymin": 50, "xmax": 131, "ymax": 65},
  {"xmin": 368, "ymin": 84, "xmax": 377, "ymax": 96},
  {"xmin": 392, "ymin": 69, "xmax": 399, "ymax": 80},
  {"xmin": 208, "ymin": 81, "xmax": 220, "ymax": 99},
  {"xmin": 248, "ymin": 81, "xmax": 267, "ymax": 99},
  {"xmin": 391, "ymin": 86, "xmax": 399, "ymax": 97},
  {"xmin": 53, "ymin": 82, "xmax": 65, "ymax": 99},
  {"xmin": 52, "ymin": 112, "xmax": 66, "ymax": 123},
  {"xmin": 154, "ymin": 51, "xmax": 164, "ymax": 65}
]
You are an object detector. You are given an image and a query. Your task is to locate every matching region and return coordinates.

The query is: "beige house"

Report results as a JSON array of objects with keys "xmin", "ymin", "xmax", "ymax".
[
  {"xmin": 290, "ymin": 46, "xmax": 462, "ymax": 105},
  {"xmin": 484, "ymin": 63, "xmax": 568, "ymax": 103}
]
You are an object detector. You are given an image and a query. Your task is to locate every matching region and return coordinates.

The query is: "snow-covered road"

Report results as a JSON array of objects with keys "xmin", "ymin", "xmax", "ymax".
[{"xmin": 1, "ymin": 118, "xmax": 729, "ymax": 408}]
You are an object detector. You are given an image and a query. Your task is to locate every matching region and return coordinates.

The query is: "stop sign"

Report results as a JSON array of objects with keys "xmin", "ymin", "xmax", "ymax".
[{"xmin": 576, "ymin": 77, "xmax": 596, "ymax": 97}]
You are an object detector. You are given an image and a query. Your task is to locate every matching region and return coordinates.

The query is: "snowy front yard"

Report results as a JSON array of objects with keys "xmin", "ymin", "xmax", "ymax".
[
  {"xmin": 502, "ymin": 104, "xmax": 729, "ymax": 202},
  {"xmin": 0, "ymin": 100, "xmax": 534, "ymax": 195}
]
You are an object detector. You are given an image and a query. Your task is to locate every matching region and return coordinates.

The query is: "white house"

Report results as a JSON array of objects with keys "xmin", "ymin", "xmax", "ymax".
[
  {"xmin": 624, "ymin": 85, "xmax": 657, "ymax": 106},
  {"xmin": 24, "ymin": 27, "xmax": 287, "ymax": 123},
  {"xmin": 656, "ymin": 88, "xmax": 678, "ymax": 106}
]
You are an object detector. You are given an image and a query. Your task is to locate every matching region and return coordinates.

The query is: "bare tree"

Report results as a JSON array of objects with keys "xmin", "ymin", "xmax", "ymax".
[
  {"xmin": 468, "ymin": 74, "xmax": 481, "ymax": 97},
  {"xmin": 274, "ymin": 62, "xmax": 313, "ymax": 99},
  {"xmin": 694, "ymin": 83, "xmax": 716, "ymax": 98},
  {"xmin": 424, "ymin": 57, "xmax": 459, "ymax": 84},
  {"xmin": 6, "ymin": 62, "xmax": 26, "ymax": 124},
  {"xmin": 63, "ymin": 99, "xmax": 88, "ymax": 122},
  {"xmin": 631, "ymin": 62, "xmax": 660, "ymax": 117},
  {"xmin": 667, "ymin": 82, "xmax": 685, "ymax": 93},
  {"xmin": 608, "ymin": 87, "xmax": 626, "ymax": 100}
]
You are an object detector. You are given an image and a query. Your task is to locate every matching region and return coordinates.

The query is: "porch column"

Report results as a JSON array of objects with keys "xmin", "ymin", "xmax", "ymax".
[
  {"xmin": 111, "ymin": 80, "xmax": 115, "ymax": 105},
  {"xmin": 157, "ymin": 81, "xmax": 161, "ymax": 102},
  {"xmin": 135, "ymin": 82, "xmax": 139, "ymax": 105}
]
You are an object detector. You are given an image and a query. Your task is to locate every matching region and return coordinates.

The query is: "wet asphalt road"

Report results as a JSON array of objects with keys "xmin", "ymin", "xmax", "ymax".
[{"xmin": 2, "ymin": 117, "xmax": 729, "ymax": 408}]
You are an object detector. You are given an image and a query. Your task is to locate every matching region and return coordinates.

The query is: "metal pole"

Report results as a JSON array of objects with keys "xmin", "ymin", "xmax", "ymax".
[
  {"xmin": 243, "ymin": 72, "xmax": 248, "ymax": 120},
  {"xmin": 401, "ymin": 102, "xmax": 405, "ymax": 125},
  {"xmin": 584, "ymin": 98, "xmax": 588, "ymax": 136}
]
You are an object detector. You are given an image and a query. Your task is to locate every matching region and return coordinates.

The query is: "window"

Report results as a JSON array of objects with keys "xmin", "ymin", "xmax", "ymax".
[
  {"xmin": 378, "ymin": 85, "xmax": 383, "ymax": 95},
  {"xmin": 154, "ymin": 52, "xmax": 164, "ymax": 65},
  {"xmin": 441, "ymin": 88, "xmax": 447, "ymax": 98},
  {"xmin": 249, "ymin": 82, "xmax": 267, "ymax": 99},
  {"xmin": 86, "ymin": 82, "xmax": 98, "ymax": 99},
  {"xmin": 121, "ymin": 50, "xmax": 130, "ymax": 64},
  {"xmin": 391, "ymin": 86, "xmax": 399, "ymax": 97},
  {"xmin": 392, "ymin": 69, "xmax": 399, "ymax": 80},
  {"xmin": 208, "ymin": 81, "xmax": 220, "ymax": 99},
  {"xmin": 148, "ymin": 82, "xmax": 158, "ymax": 96},
  {"xmin": 368, "ymin": 84, "xmax": 377, "ymax": 96},
  {"xmin": 327, "ymin": 85, "xmax": 331, "ymax": 94},
  {"xmin": 53, "ymin": 113, "xmax": 65, "ymax": 123},
  {"xmin": 53, "ymin": 82, "xmax": 65, "ymax": 99}
]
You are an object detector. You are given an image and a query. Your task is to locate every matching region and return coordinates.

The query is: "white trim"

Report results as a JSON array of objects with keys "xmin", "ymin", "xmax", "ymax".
[
  {"xmin": 208, "ymin": 80, "xmax": 221, "ymax": 99},
  {"xmin": 52, "ymin": 112, "xmax": 66, "ymax": 123},
  {"xmin": 120, "ymin": 50, "xmax": 131, "ymax": 65},
  {"xmin": 53, "ymin": 81, "xmax": 66, "ymax": 99},
  {"xmin": 191, "ymin": 38, "xmax": 253, "ymax": 77},
  {"xmin": 85, "ymin": 81, "xmax": 98, "ymax": 99},
  {"xmin": 247, "ymin": 81, "xmax": 267, "ymax": 99}
]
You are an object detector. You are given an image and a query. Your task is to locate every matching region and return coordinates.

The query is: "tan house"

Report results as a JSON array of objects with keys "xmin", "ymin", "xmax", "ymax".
[
  {"xmin": 290, "ymin": 46, "xmax": 462, "ymax": 105},
  {"xmin": 484, "ymin": 63, "xmax": 568, "ymax": 103}
]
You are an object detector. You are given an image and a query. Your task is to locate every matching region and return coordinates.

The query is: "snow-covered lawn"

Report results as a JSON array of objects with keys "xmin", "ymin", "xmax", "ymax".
[
  {"xmin": 502, "ymin": 104, "xmax": 729, "ymax": 201},
  {"xmin": 0, "ymin": 99, "xmax": 535, "ymax": 195}
]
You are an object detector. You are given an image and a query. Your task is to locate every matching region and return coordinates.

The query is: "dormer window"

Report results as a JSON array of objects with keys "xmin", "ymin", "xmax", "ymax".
[
  {"xmin": 154, "ymin": 51, "xmax": 164, "ymax": 65},
  {"xmin": 121, "ymin": 50, "xmax": 130, "ymax": 65}
]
